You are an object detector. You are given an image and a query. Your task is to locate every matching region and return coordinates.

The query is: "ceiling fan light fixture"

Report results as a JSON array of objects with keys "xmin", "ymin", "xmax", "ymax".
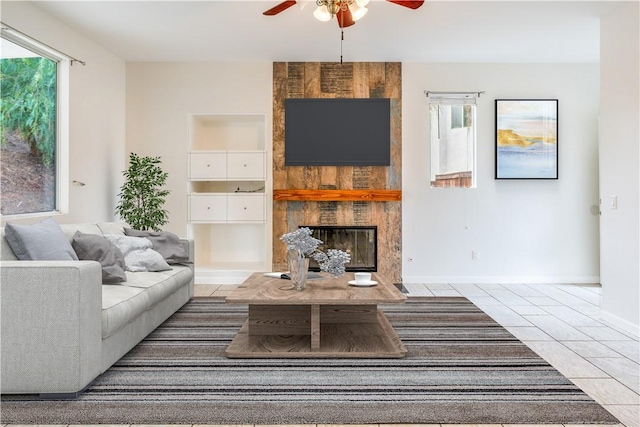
[
  {"xmin": 314, "ymin": 0, "xmax": 356, "ymax": 21},
  {"xmin": 349, "ymin": 2, "xmax": 368, "ymax": 21},
  {"xmin": 327, "ymin": 1, "xmax": 341, "ymax": 16},
  {"xmin": 313, "ymin": 4, "xmax": 332, "ymax": 21}
]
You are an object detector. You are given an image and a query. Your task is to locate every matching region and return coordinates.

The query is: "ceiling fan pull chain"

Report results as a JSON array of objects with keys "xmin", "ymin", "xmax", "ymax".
[{"xmin": 340, "ymin": 29, "xmax": 344, "ymax": 65}]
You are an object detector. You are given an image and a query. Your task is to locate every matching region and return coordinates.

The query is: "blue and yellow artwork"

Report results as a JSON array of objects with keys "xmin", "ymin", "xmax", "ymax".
[{"xmin": 496, "ymin": 99, "xmax": 558, "ymax": 179}]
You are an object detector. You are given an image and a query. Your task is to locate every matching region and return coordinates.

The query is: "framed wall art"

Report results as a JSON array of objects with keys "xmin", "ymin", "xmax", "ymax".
[{"xmin": 495, "ymin": 99, "xmax": 558, "ymax": 179}]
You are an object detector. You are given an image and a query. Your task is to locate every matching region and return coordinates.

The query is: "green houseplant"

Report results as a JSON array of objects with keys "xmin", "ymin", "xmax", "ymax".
[{"xmin": 115, "ymin": 153, "xmax": 170, "ymax": 231}]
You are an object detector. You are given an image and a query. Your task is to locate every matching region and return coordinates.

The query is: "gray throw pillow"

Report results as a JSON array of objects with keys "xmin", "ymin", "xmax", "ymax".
[
  {"xmin": 72, "ymin": 231, "xmax": 127, "ymax": 283},
  {"xmin": 4, "ymin": 217, "xmax": 79, "ymax": 261},
  {"xmin": 124, "ymin": 228, "xmax": 189, "ymax": 264},
  {"xmin": 104, "ymin": 234, "xmax": 171, "ymax": 272}
]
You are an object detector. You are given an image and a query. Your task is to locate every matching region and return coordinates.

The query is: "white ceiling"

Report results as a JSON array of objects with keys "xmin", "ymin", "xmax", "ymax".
[{"xmin": 32, "ymin": 0, "xmax": 620, "ymax": 63}]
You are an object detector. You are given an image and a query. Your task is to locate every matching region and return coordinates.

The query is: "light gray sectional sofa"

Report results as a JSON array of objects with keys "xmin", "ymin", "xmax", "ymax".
[{"xmin": 0, "ymin": 221, "xmax": 194, "ymax": 397}]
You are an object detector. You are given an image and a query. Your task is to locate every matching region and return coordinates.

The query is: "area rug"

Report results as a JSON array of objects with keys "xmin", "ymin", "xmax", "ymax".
[{"xmin": 1, "ymin": 296, "xmax": 619, "ymax": 425}]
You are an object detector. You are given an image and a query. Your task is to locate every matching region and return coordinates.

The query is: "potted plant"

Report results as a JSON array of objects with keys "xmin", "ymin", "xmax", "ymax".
[{"xmin": 115, "ymin": 153, "xmax": 170, "ymax": 231}]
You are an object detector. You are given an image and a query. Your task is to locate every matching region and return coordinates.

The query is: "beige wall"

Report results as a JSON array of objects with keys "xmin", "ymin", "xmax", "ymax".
[
  {"xmin": 125, "ymin": 62, "xmax": 273, "ymax": 237},
  {"xmin": 402, "ymin": 63, "xmax": 601, "ymax": 284},
  {"xmin": 1, "ymin": 1, "xmax": 126, "ymax": 225}
]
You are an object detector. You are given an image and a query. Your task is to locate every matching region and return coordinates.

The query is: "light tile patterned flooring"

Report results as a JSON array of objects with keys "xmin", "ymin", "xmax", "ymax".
[{"xmin": 5, "ymin": 283, "xmax": 639, "ymax": 427}]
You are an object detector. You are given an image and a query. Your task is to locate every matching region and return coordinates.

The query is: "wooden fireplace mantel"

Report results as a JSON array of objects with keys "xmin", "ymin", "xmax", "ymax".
[{"xmin": 273, "ymin": 189, "xmax": 402, "ymax": 202}]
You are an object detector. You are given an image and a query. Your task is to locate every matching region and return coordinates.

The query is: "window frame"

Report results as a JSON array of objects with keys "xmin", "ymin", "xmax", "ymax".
[
  {"xmin": 1, "ymin": 31, "xmax": 70, "ymax": 218},
  {"xmin": 429, "ymin": 94, "xmax": 478, "ymax": 189}
]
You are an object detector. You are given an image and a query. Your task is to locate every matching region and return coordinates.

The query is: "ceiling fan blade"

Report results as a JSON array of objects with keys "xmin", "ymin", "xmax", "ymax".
[
  {"xmin": 385, "ymin": 0, "xmax": 425, "ymax": 9},
  {"xmin": 336, "ymin": 7, "xmax": 355, "ymax": 28},
  {"xmin": 263, "ymin": 1, "xmax": 297, "ymax": 16}
]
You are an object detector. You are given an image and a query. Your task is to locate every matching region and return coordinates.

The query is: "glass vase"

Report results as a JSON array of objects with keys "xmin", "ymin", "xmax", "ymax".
[{"xmin": 288, "ymin": 250, "xmax": 310, "ymax": 291}]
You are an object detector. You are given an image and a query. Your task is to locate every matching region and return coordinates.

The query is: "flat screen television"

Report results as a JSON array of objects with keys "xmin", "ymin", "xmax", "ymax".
[{"xmin": 284, "ymin": 98, "xmax": 391, "ymax": 166}]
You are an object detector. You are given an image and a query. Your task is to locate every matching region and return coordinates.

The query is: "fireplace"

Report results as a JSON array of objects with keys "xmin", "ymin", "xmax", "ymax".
[{"xmin": 303, "ymin": 226, "xmax": 377, "ymax": 272}]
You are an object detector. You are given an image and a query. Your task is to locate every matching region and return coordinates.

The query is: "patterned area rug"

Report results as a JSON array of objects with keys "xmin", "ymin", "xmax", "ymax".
[{"xmin": 1, "ymin": 296, "xmax": 619, "ymax": 425}]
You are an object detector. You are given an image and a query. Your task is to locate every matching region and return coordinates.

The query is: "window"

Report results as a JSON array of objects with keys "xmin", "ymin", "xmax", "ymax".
[
  {"xmin": 1, "ymin": 31, "xmax": 69, "ymax": 217},
  {"xmin": 450, "ymin": 105, "xmax": 471, "ymax": 129},
  {"xmin": 429, "ymin": 94, "xmax": 477, "ymax": 188}
]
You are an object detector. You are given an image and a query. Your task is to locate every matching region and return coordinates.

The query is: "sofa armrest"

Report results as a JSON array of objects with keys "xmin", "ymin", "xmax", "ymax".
[
  {"xmin": 0, "ymin": 260, "xmax": 103, "ymax": 395},
  {"xmin": 180, "ymin": 238, "xmax": 195, "ymax": 264}
]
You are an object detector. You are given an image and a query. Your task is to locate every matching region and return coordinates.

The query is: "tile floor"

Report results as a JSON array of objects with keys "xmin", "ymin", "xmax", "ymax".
[{"xmin": 4, "ymin": 282, "xmax": 639, "ymax": 427}]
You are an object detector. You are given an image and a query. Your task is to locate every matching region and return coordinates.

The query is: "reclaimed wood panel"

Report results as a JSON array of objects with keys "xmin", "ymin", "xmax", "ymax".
[
  {"xmin": 369, "ymin": 62, "xmax": 386, "ymax": 98},
  {"xmin": 353, "ymin": 62, "xmax": 370, "ymax": 98},
  {"xmin": 287, "ymin": 62, "xmax": 305, "ymax": 97},
  {"xmin": 389, "ymin": 98, "xmax": 403, "ymax": 189},
  {"xmin": 320, "ymin": 62, "xmax": 353, "ymax": 96},
  {"xmin": 385, "ymin": 62, "xmax": 402, "ymax": 99},
  {"xmin": 272, "ymin": 62, "xmax": 402, "ymax": 282}
]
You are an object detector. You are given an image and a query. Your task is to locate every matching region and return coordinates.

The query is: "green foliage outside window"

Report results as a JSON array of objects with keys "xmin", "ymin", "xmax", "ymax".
[{"xmin": 1, "ymin": 57, "xmax": 57, "ymax": 165}]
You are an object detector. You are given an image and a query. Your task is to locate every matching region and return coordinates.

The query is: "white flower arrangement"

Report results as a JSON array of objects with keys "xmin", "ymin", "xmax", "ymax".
[{"xmin": 280, "ymin": 227, "xmax": 351, "ymax": 277}]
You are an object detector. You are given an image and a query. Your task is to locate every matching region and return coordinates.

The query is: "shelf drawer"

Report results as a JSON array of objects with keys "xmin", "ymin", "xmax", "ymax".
[
  {"xmin": 227, "ymin": 152, "xmax": 265, "ymax": 180},
  {"xmin": 189, "ymin": 194, "xmax": 227, "ymax": 222},
  {"xmin": 190, "ymin": 153, "xmax": 226, "ymax": 180},
  {"xmin": 227, "ymin": 194, "xmax": 265, "ymax": 222}
]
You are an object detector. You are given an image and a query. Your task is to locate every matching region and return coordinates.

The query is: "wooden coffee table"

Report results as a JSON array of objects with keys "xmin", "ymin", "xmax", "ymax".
[{"xmin": 225, "ymin": 272, "xmax": 407, "ymax": 358}]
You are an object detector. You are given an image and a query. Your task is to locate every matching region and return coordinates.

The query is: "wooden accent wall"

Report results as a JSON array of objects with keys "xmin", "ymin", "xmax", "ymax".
[{"xmin": 273, "ymin": 62, "xmax": 402, "ymax": 282}]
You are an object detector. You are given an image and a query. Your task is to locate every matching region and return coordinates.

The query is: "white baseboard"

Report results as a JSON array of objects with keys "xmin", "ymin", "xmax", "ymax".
[
  {"xmin": 599, "ymin": 310, "xmax": 640, "ymax": 339},
  {"xmin": 402, "ymin": 276, "xmax": 600, "ymax": 284}
]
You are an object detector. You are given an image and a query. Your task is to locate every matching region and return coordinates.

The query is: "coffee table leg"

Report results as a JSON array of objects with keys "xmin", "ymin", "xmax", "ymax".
[{"xmin": 311, "ymin": 304, "xmax": 320, "ymax": 350}]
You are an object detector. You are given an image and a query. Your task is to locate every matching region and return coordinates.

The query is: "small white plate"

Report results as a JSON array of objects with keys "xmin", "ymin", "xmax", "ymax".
[{"xmin": 348, "ymin": 280, "xmax": 378, "ymax": 287}]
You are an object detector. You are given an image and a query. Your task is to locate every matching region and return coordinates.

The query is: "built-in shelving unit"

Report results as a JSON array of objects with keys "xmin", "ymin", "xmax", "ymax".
[{"xmin": 187, "ymin": 114, "xmax": 270, "ymax": 284}]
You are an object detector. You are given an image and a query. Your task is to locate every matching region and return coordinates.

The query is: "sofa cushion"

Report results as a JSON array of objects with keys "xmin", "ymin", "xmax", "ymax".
[
  {"xmin": 104, "ymin": 234, "xmax": 171, "ymax": 272},
  {"xmin": 58, "ymin": 223, "xmax": 103, "ymax": 241},
  {"xmin": 123, "ymin": 266, "xmax": 193, "ymax": 308},
  {"xmin": 97, "ymin": 222, "xmax": 126, "ymax": 236},
  {"xmin": 4, "ymin": 218, "xmax": 79, "ymax": 261},
  {"xmin": 71, "ymin": 231, "xmax": 127, "ymax": 283},
  {"xmin": 100, "ymin": 266, "xmax": 193, "ymax": 338},
  {"xmin": 1, "ymin": 228, "xmax": 18, "ymax": 261},
  {"xmin": 124, "ymin": 228, "xmax": 189, "ymax": 264},
  {"xmin": 101, "ymin": 285, "xmax": 149, "ymax": 338}
]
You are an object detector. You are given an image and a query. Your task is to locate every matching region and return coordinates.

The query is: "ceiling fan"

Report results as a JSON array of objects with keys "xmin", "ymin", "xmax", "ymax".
[{"xmin": 263, "ymin": 0, "xmax": 425, "ymax": 28}]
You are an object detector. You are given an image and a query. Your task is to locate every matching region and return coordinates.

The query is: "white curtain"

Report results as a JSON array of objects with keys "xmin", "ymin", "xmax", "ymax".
[{"xmin": 427, "ymin": 93, "xmax": 478, "ymax": 188}]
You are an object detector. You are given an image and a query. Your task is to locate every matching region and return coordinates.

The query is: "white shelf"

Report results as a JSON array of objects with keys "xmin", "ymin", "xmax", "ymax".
[
  {"xmin": 187, "ymin": 112, "xmax": 269, "ymax": 285},
  {"xmin": 189, "ymin": 114, "xmax": 265, "ymax": 151},
  {"xmin": 190, "ymin": 182, "xmax": 265, "ymax": 193}
]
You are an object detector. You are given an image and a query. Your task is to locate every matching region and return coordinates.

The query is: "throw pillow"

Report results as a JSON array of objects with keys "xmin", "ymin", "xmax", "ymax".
[
  {"xmin": 4, "ymin": 217, "xmax": 79, "ymax": 261},
  {"xmin": 124, "ymin": 228, "xmax": 189, "ymax": 264},
  {"xmin": 71, "ymin": 231, "xmax": 127, "ymax": 283},
  {"xmin": 103, "ymin": 234, "xmax": 171, "ymax": 272}
]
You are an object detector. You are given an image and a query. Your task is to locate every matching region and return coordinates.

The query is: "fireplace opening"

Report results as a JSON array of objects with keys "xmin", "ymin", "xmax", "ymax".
[{"xmin": 302, "ymin": 226, "xmax": 377, "ymax": 272}]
